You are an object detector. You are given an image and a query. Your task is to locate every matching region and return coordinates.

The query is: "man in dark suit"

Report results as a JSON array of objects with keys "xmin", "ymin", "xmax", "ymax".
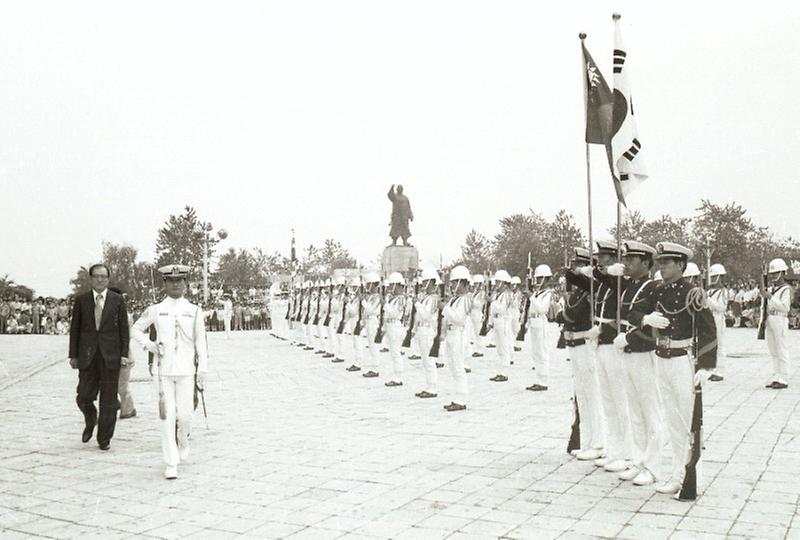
[{"xmin": 69, "ymin": 263, "xmax": 129, "ymax": 450}]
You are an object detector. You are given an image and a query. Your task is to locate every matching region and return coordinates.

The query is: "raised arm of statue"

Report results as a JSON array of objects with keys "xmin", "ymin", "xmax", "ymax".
[{"xmin": 387, "ymin": 185, "xmax": 396, "ymax": 202}]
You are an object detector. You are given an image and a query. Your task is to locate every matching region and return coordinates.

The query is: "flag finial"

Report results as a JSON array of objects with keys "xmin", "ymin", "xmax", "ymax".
[
  {"xmin": 579, "ymin": 32, "xmax": 587, "ymax": 40},
  {"xmin": 612, "ymin": 13, "xmax": 621, "ymax": 21}
]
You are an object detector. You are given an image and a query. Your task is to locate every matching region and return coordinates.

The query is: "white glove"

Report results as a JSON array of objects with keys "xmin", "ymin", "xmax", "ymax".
[
  {"xmin": 578, "ymin": 266, "xmax": 593, "ymax": 278},
  {"xmin": 196, "ymin": 371, "xmax": 207, "ymax": 390},
  {"xmin": 693, "ymin": 369, "xmax": 710, "ymax": 389},
  {"xmin": 145, "ymin": 341, "xmax": 158, "ymax": 355},
  {"xmin": 586, "ymin": 325, "xmax": 600, "ymax": 341},
  {"xmin": 606, "ymin": 263, "xmax": 625, "ymax": 277},
  {"xmin": 643, "ymin": 312, "xmax": 670, "ymax": 330},
  {"xmin": 613, "ymin": 333, "xmax": 627, "ymax": 350}
]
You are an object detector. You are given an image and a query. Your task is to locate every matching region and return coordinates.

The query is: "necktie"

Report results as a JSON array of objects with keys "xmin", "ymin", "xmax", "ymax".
[{"xmin": 95, "ymin": 294, "xmax": 104, "ymax": 330}]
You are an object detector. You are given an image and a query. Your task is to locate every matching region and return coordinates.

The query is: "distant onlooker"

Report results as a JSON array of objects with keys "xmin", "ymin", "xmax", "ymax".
[{"xmin": 0, "ymin": 299, "xmax": 9, "ymax": 334}]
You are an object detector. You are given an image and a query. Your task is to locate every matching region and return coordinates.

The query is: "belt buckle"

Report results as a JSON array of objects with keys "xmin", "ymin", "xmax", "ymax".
[{"xmin": 656, "ymin": 336, "xmax": 671, "ymax": 349}]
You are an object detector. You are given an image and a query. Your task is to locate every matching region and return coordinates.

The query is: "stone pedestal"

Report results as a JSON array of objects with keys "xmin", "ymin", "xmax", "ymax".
[{"xmin": 381, "ymin": 246, "xmax": 419, "ymax": 277}]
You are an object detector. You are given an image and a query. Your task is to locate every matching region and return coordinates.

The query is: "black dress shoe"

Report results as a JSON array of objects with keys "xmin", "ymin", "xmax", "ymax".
[
  {"xmin": 472, "ymin": 352, "xmax": 483, "ymax": 358},
  {"xmin": 331, "ymin": 358, "xmax": 344, "ymax": 363},
  {"xmin": 119, "ymin": 410, "xmax": 137, "ymax": 420},
  {"xmin": 487, "ymin": 344, "xmax": 496, "ymax": 348},
  {"xmin": 409, "ymin": 355, "xmax": 421, "ymax": 360},
  {"xmin": 526, "ymin": 384, "xmax": 548, "ymax": 391},
  {"xmin": 489, "ymin": 375, "xmax": 508, "ymax": 382},
  {"xmin": 464, "ymin": 368, "xmax": 471, "ymax": 373},
  {"xmin": 445, "ymin": 403, "xmax": 466, "ymax": 412},
  {"xmin": 303, "ymin": 346, "xmax": 314, "ymax": 351},
  {"xmin": 346, "ymin": 365, "xmax": 361, "ymax": 372},
  {"xmin": 773, "ymin": 382, "xmax": 789, "ymax": 389},
  {"xmin": 766, "ymin": 381, "xmax": 778, "ymax": 388},
  {"xmin": 380, "ymin": 347, "xmax": 389, "ymax": 353},
  {"xmin": 510, "ymin": 361, "xmax": 515, "ymax": 365},
  {"xmin": 435, "ymin": 362, "xmax": 444, "ymax": 368},
  {"xmin": 384, "ymin": 381, "xmax": 403, "ymax": 387},
  {"xmin": 514, "ymin": 346, "xmax": 522, "ymax": 352},
  {"xmin": 362, "ymin": 371, "xmax": 379, "ymax": 378},
  {"xmin": 417, "ymin": 391, "xmax": 437, "ymax": 398},
  {"xmin": 315, "ymin": 350, "xmax": 325, "ymax": 354},
  {"xmin": 708, "ymin": 374, "xmax": 723, "ymax": 382},
  {"xmin": 82, "ymin": 422, "xmax": 96, "ymax": 443},
  {"xmin": 99, "ymin": 442, "xmax": 110, "ymax": 451}
]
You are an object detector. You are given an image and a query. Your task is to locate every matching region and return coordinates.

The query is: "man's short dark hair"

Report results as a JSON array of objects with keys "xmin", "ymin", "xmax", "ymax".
[{"xmin": 89, "ymin": 263, "xmax": 111, "ymax": 277}]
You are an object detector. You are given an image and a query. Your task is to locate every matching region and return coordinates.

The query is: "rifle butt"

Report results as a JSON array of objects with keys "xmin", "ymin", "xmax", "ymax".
[
  {"xmin": 566, "ymin": 396, "xmax": 581, "ymax": 454},
  {"xmin": 429, "ymin": 338, "xmax": 440, "ymax": 358},
  {"xmin": 401, "ymin": 331, "xmax": 412, "ymax": 348}
]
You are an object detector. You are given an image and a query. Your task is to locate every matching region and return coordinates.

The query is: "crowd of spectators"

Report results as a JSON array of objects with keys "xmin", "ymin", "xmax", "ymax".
[{"xmin": 0, "ymin": 295, "xmax": 73, "ymax": 335}]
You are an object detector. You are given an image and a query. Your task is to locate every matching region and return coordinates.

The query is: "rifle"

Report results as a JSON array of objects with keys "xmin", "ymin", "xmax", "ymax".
[
  {"xmin": 353, "ymin": 285, "xmax": 364, "ymax": 336},
  {"xmin": 336, "ymin": 287, "xmax": 348, "ymax": 334},
  {"xmin": 323, "ymin": 283, "xmax": 333, "ymax": 326},
  {"xmin": 567, "ymin": 395, "xmax": 580, "ymax": 454},
  {"xmin": 402, "ymin": 279, "xmax": 419, "ymax": 348},
  {"xmin": 678, "ymin": 384, "xmax": 703, "ymax": 500},
  {"xmin": 516, "ymin": 253, "xmax": 533, "ymax": 341},
  {"xmin": 479, "ymin": 270, "xmax": 492, "ymax": 337},
  {"xmin": 757, "ymin": 263, "xmax": 768, "ymax": 340},
  {"xmin": 303, "ymin": 288, "xmax": 312, "ymax": 324},
  {"xmin": 374, "ymin": 284, "xmax": 386, "ymax": 344},
  {"xmin": 313, "ymin": 286, "xmax": 322, "ymax": 325},
  {"xmin": 429, "ymin": 280, "xmax": 447, "ymax": 358}
]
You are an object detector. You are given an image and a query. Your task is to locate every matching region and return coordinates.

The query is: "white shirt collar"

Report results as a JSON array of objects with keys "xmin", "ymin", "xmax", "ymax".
[{"xmin": 93, "ymin": 289, "xmax": 107, "ymax": 303}]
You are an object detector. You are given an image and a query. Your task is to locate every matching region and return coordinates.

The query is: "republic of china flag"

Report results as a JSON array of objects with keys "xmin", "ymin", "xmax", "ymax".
[{"xmin": 610, "ymin": 14, "xmax": 648, "ymax": 206}]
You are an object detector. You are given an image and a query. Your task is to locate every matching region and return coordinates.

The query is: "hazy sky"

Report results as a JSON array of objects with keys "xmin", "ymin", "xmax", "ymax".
[{"xmin": 2, "ymin": 1, "xmax": 799, "ymax": 297}]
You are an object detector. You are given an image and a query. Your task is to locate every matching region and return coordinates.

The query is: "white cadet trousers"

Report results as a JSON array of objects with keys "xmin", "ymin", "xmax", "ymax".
[
  {"xmin": 767, "ymin": 315, "xmax": 790, "ymax": 384},
  {"xmin": 445, "ymin": 329, "xmax": 468, "ymax": 405},
  {"xmin": 386, "ymin": 322, "xmax": 405, "ymax": 382},
  {"xmin": 571, "ymin": 344, "xmax": 604, "ymax": 450},
  {"xmin": 417, "ymin": 328, "xmax": 437, "ymax": 393},
  {"xmin": 348, "ymin": 320, "xmax": 363, "ymax": 365},
  {"xmin": 316, "ymin": 322, "xmax": 326, "ymax": 350},
  {"xmin": 327, "ymin": 319, "xmax": 342, "ymax": 358},
  {"xmin": 365, "ymin": 317, "xmax": 380, "ymax": 370},
  {"xmin": 596, "ymin": 344, "xmax": 633, "ymax": 462},
  {"xmin": 712, "ymin": 313, "xmax": 726, "ymax": 364},
  {"xmin": 469, "ymin": 311, "xmax": 484, "ymax": 354},
  {"xmin": 155, "ymin": 375, "xmax": 194, "ymax": 468},
  {"xmin": 528, "ymin": 320, "xmax": 549, "ymax": 385},
  {"xmin": 657, "ymin": 354, "xmax": 694, "ymax": 482},
  {"xmin": 492, "ymin": 318, "xmax": 511, "ymax": 375},
  {"xmin": 621, "ymin": 350, "xmax": 662, "ymax": 475},
  {"xmin": 224, "ymin": 317, "xmax": 232, "ymax": 338}
]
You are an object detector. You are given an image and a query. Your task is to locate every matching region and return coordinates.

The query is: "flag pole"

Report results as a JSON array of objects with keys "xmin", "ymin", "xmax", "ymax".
[
  {"xmin": 616, "ymin": 202, "xmax": 622, "ymax": 328},
  {"xmin": 579, "ymin": 32, "xmax": 595, "ymax": 317}
]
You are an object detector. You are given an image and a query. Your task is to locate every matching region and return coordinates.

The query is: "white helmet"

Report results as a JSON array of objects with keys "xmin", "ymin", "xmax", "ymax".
[
  {"xmin": 363, "ymin": 272, "xmax": 381, "ymax": 284},
  {"xmin": 335, "ymin": 276, "xmax": 347, "ymax": 286},
  {"xmin": 708, "ymin": 264, "xmax": 726, "ymax": 277},
  {"xmin": 420, "ymin": 267, "xmax": 441, "ymax": 284},
  {"xmin": 769, "ymin": 258, "xmax": 789, "ymax": 273},
  {"xmin": 472, "ymin": 274, "xmax": 485, "ymax": 284},
  {"xmin": 653, "ymin": 270, "xmax": 663, "ymax": 282},
  {"xmin": 387, "ymin": 272, "xmax": 405, "ymax": 285},
  {"xmin": 510, "ymin": 276, "xmax": 521, "ymax": 285},
  {"xmin": 683, "ymin": 262, "xmax": 701, "ymax": 278},
  {"xmin": 534, "ymin": 264, "xmax": 552, "ymax": 278},
  {"xmin": 449, "ymin": 265, "xmax": 472, "ymax": 282},
  {"xmin": 349, "ymin": 277, "xmax": 362, "ymax": 287},
  {"xmin": 493, "ymin": 270, "xmax": 511, "ymax": 283}
]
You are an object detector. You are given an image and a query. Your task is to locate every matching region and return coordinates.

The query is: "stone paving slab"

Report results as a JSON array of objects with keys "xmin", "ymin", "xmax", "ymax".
[{"xmin": 0, "ymin": 328, "xmax": 798, "ymax": 539}]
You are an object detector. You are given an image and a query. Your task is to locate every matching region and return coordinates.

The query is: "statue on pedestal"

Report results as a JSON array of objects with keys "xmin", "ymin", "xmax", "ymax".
[{"xmin": 387, "ymin": 184, "xmax": 413, "ymax": 247}]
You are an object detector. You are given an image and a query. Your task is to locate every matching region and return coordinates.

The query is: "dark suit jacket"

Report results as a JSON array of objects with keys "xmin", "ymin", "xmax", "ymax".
[{"xmin": 69, "ymin": 289, "xmax": 129, "ymax": 369}]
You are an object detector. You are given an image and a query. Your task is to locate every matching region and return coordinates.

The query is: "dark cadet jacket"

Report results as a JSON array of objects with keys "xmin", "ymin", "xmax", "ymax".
[
  {"xmin": 595, "ymin": 272, "xmax": 659, "ymax": 353},
  {"xmin": 568, "ymin": 269, "xmax": 619, "ymax": 345},
  {"xmin": 69, "ymin": 290, "xmax": 129, "ymax": 369},
  {"xmin": 556, "ymin": 278, "xmax": 591, "ymax": 347}
]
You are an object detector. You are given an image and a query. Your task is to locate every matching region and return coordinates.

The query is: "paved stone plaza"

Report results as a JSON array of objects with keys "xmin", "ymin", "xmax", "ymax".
[{"xmin": 1, "ymin": 328, "xmax": 799, "ymax": 539}]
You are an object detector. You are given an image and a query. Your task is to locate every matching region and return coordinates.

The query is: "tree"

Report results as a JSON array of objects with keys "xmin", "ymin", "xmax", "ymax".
[
  {"xmin": 607, "ymin": 210, "xmax": 648, "ymax": 242},
  {"xmin": 155, "ymin": 206, "xmax": 216, "ymax": 277},
  {"xmin": 492, "ymin": 211, "xmax": 550, "ymax": 279},
  {"xmin": 459, "ymin": 229, "xmax": 493, "ymax": 272},
  {"xmin": 215, "ymin": 248, "xmax": 270, "ymax": 289},
  {"xmin": 0, "ymin": 275, "xmax": 34, "ymax": 300},
  {"xmin": 545, "ymin": 210, "xmax": 585, "ymax": 269},
  {"xmin": 297, "ymin": 239, "xmax": 358, "ymax": 277},
  {"xmin": 69, "ymin": 242, "xmax": 154, "ymax": 302}
]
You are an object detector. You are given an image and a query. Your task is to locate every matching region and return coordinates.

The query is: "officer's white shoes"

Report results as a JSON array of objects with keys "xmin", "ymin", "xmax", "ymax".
[
  {"xmin": 618, "ymin": 466, "xmax": 640, "ymax": 481},
  {"xmin": 655, "ymin": 480, "xmax": 681, "ymax": 494},
  {"xmin": 632, "ymin": 469, "xmax": 655, "ymax": 486},
  {"xmin": 164, "ymin": 466, "xmax": 178, "ymax": 480},
  {"xmin": 594, "ymin": 456, "xmax": 611, "ymax": 467},
  {"xmin": 604, "ymin": 459, "xmax": 629, "ymax": 473},
  {"xmin": 576, "ymin": 448, "xmax": 602, "ymax": 461}
]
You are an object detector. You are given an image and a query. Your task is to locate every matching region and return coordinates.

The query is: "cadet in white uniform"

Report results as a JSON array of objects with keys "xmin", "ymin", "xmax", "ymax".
[
  {"xmin": 414, "ymin": 268, "xmax": 441, "ymax": 398},
  {"xmin": 510, "ymin": 276, "xmax": 523, "ymax": 353},
  {"xmin": 327, "ymin": 276, "xmax": 347, "ymax": 363},
  {"xmin": 527, "ymin": 265, "xmax": 554, "ymax": 391},
  {"xmin": 383, "ymin": 272, "xmax": 407, "ymax": 386},
  {"xmin": 488, "ymin": 270, "xmax": 513, "ymax": 382},
  {"xmin": 361, "ymin": 273, "xmax": 382, "ymax": 378},
  {"xmin": 222, "ymin": 295, "xmax": 233, "ymax": 339},
  {"xmin": 468, "ymin": 274, "xmax": 487, "ymax": 359},
  {"xmin": 706, "ymin": 264, "xmax": 729, "ymax": 381},
  {"xmin": 132, "ymin": 265, "xmax": 208, "ymax": 480},
  {"xmin": 315, "ymin": 280, "xmax": 330, "ymax": 356},
  {"xmin": 761, "ymin": 258, "xmax": 792, "ymax": 389},
  {"xmin": 442, "ymin": 265, "xmax": 472, "ymax": 411},
  {"xmin": 345, "ymin": 277, "xmax": 364, "ymax": 373}
]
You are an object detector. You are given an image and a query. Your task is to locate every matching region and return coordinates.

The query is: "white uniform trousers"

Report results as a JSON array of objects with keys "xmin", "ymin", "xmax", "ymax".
[
  {"xmin": 223, "ymin": 317, "xmax": 232, "ymax": 338},
  {"xmin": 348, "ymin": 321, "xmax": 363, "ymax": 366},
  {"xmin": 469, "ymin": 311, "xmax": 484, "ymax": 355},
  {"xmin": 445, "ymin": 329, "xmax": 468, "ymax": 405},
  {"xmin": 712, "ymin": 313, "xmax": 726, "ymax": 374},
  {"xmin": 417, "ymin": 328, "xmax": 437, "ymax": 393},
  {"xmin": 492, "ymin": 318, "xmax": 511, "ymax": 375},
  {"xmin": 767, "ymin": 315, "xmax": 790, "ymax": 385},
  {"xmin": 364, "ymin": 317, "xmax": 380, "ymax": 370},
  {"xmin": 657, "ymin": 354, "xmax": 695, "ymax": 483},
  {"xmin": 596, "ymin": 344, "xmax": 633, "ymax": 462},
  {"xmin": 571, "ymin": 344, "xmax": 604, "ymax": 450},
  {"xmin": 621, "ymin": 350, "xmax": 662, "ymax": 475},
  {"xmin": 316, "ymin": 322, "xmax": 326, "ymax": 351},
  {"xmin": 154, "ymin": 375, "xmax": 194, "ymax": 468},
  {"xmin": 327, "ymin": 320, "xmax": 342, "ymax": 358},
  {"xmin": 386, "ymin": 322, "xmax": 405, "ymax": 382},
  {"xmin": 303, "ymin": 323, "xmax": 313, "ymax": 346},
  {"xmin": 528, "ymin": 321, "xmax": 549, "ymax": 385}
]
